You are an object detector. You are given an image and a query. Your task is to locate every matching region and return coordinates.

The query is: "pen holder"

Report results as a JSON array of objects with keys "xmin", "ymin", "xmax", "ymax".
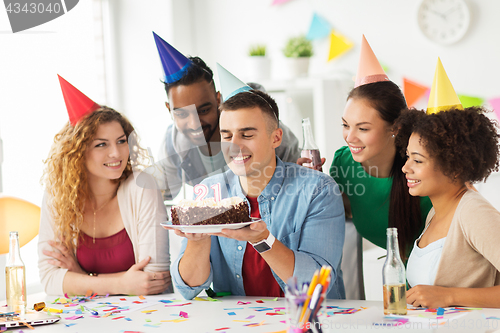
[{"xmin": 285, "ymin": 291, "xmax": 326, "ymax": 333}]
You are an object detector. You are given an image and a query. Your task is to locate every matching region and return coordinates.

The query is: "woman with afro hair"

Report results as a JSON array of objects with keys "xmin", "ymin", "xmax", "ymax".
[{"xmin": 395, "ymin": 106, "xmax": 500, "ymax": 308}]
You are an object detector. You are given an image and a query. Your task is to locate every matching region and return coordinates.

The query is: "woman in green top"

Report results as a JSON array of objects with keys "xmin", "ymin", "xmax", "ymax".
[{"xmin": 330, "ymin": 81, "xmax": 432, "ymax": 259}]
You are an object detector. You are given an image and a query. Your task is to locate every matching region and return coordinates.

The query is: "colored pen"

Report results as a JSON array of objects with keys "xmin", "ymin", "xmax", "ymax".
[
  {"xmin": 302, "ymin": 284, "xmax": 323, "ymax": 326},
  {"xmin": 299, "ymin": 269, "xmax": 321, "ymax": 323},
  {"xmin": 310, "ymin": 275, "xmax": 330, "ymax": 322},
  {"xmin": 83, "ymin": 305, "xmax": 98, "ymax": 315}
]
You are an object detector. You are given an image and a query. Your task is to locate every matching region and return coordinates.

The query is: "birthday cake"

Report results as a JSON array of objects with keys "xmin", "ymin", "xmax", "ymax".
[{"xmin": 171, "ymin": 197, "xmax": 251, "ymax": 226}]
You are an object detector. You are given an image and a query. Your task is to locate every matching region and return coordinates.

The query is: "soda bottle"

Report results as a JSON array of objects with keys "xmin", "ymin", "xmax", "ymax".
[
  {"xmin": 300, "ymin": 118, "xmax": 322, "ymax": 172},
  {"xmin": 382, "ymin": 228, "xmax": 407, "ymax": 315},
  {"xmin": 6, "ymin": 231, "xmax": 27, "ymax": 315}
]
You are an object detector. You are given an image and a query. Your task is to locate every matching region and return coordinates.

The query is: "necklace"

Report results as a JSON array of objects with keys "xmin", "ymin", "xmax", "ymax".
[{"xmin": 91, "ymin": 194, "xmax": 115, "ymax": 244}]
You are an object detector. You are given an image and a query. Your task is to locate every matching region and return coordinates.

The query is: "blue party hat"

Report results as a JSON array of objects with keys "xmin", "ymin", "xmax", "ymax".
[
  {"xmin": 216, "ymin": 63, "xmax": 252, "ymax": 102},
  {"xmin": 153, "ymin": 32, "xmax": 192, "ymax": 83}
]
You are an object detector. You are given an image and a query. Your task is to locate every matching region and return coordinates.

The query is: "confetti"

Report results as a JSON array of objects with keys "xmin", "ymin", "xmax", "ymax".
[
  {"xmin": 164, "ymin": 302, "xmax": 192, "ymax": 307},
  {"xmin": 65, "ymin": 315, "xmax": 83, "ymax": 320},
  {"xmin": 227, "ymin": 312, "xmax": 236, "ymax": 316}
]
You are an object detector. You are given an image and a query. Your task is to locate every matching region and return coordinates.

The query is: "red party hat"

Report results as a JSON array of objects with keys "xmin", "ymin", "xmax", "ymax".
[{"xmin": 58, "ymin": 75, "xmax": 100, "ymax": 125}]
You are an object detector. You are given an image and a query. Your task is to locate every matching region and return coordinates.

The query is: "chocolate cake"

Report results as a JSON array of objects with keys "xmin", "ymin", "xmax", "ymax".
[{"xmin": 171, "ymin": 197, "xmax": 251, "ymax": 226}]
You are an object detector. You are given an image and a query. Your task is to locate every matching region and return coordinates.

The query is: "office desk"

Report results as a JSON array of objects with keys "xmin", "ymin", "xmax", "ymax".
[{"xmin": 5, "ymin": 292, "xmax": 500, "ymax": 333}]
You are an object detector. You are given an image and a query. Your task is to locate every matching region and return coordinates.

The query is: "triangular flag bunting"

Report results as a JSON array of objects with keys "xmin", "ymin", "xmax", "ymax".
[
  {"xmin": 272, "ymin": 0, "xmax": 292, "ymax": 5},
  {"xmin": 458, "ymin": 94, "xmax": 484, "ymax": 108},
  {"xmin": 328, "ymin": 30, "xmax": 353, "ymax": 62},
  {"xmin": 488, "ymin": 97, "xmax": 500, "ymax": 122},
  {"xmin": 403, "ymin": 78, "xmax": 429, "ymax": 107},
  {"xmin": 306, "ymin": 13, "xmax": 331, "ymax": 40}
]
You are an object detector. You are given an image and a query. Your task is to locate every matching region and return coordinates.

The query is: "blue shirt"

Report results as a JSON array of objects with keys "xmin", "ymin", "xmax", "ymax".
[{"xmin": 171, "ymin": 158, "xmax": 346, "ymax": 300}]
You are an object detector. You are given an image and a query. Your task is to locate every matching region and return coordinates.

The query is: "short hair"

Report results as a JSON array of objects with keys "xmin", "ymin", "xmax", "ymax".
[
  {"xmin": 395, "ymin": 107, "xmax": 500, "ymax": 183},
  {"xmin": 163, "ymin": 56, "xmax": 215, "ymax": 96},
  {"xmin": 220, "ymin": 90, "xmax": 279, "ymax": 132}
]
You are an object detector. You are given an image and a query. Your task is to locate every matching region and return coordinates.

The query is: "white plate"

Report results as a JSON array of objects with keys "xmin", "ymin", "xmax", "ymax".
[{"xmin": 161, "ymin": 217, "xmax": 261, "ymax": 234}]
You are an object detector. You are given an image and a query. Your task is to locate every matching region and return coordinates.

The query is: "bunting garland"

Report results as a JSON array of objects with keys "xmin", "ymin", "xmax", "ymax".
[{"xmin": 403, "ymin": 78, "xmax": 429, "ymax": 107}]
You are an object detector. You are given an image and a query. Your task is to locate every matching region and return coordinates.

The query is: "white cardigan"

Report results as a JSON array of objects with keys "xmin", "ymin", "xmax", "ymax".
[{"xmin": 37, "ymin": 174, "xmax": 171, "ymax": 295}]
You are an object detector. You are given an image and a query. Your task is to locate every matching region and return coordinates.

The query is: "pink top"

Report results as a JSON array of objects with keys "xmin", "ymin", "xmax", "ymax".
[{"xmin": 76, "ymin": 228, "xmax": 135, "ymax": 274}]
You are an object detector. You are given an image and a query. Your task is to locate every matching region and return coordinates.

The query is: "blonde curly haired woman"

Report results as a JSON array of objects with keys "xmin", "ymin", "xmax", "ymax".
[{"xmin": 38, "ymin": 79, "xmax": 171, "ymax": 296}]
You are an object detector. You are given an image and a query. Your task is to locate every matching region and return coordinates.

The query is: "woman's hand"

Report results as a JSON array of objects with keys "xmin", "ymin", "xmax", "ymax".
[
  {"xmin": 296, "ymin": 157, "xmax": 326, "ymax": 171},
  {"xmin": 43, "ymin": 240, "xmax": 86, "ymax": 274},
  {"xmin": 120, "ymin": 256, "xmax": 171, "ymax": 295},
  {"xmin": 406, "ymin": 285, "xmax": 454, "ymax": 308}
]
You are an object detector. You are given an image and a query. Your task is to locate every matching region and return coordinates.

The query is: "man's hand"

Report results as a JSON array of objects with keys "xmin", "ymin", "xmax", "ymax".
[{"xmin": 212, "ymin": 220, "xmax": 269, "ymax": 244}]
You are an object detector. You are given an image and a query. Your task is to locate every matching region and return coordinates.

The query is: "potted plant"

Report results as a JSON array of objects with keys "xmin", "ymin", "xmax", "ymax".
[
  {"xmin": 282, "ymin": 35, "xmax": 313, "ymax": 78},
  {"xmin": 247, "ymin": 44, "xmax": 271, "ymax": 81}
]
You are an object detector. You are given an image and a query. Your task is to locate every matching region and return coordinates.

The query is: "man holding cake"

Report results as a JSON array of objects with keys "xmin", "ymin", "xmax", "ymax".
[
  {"xmin": 150, "ymin": 33, "xmax": 300, "ymax": 200},
  {"xmin": 168, "ymin": 65, "xmax": 346, "ymax": 300}
]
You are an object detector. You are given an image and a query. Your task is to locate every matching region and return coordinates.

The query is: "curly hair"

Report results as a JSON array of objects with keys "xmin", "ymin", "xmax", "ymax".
[
  {"xmin": 42, "ymin": 107, "xmax": 146, "ymax": 252},
  {"xmin": 395, "ymin": 107, "xmax": 500, "ymax": 184}
]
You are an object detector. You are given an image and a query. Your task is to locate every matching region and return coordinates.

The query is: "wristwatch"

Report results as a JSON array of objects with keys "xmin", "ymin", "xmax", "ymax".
[{"xmin": 251, "ymin": 232, "xmax": 275, "ymax": 254}]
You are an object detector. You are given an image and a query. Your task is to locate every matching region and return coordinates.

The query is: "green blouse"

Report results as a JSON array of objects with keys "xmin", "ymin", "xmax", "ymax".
[{"xmin": 330, "ymin": 146, "xmax": 433, "ymax": 249}]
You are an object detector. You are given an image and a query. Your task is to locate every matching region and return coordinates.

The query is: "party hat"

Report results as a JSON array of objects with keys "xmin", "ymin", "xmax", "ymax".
[
  {"xmin": 216, "ymin": 63, "xmax": 252, "ymax": 102},
  {"xmin": 426, "ymin": 58, "xmax": 463, "ymax": 114},
  {"xmin": 354, "ymin": 35, "xmax": 390, "ymax": 88},
  {"xmin": 58, "ymin": 75, "xmax": 100, "ymax": 126},
  {"xmin": 153, "ymin": 32, "xmax": 192, "ymax": 84}
]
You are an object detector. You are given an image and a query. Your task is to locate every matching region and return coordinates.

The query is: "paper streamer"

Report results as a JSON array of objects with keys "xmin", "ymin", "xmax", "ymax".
[
  {"xmin": 328, "ymin": 30, "xmax": 353, "ymax": 61},
  {"xmin": 306, "ymin": 13, "xmax": 331, "ymax": 40}
]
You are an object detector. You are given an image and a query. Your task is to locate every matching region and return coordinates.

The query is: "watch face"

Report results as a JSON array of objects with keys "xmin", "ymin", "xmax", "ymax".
[
  {"xmin": 253, "ymin": 242, "xmax": 271, "ymax": 253},
  {"xmin": 417, "ymin": 0, "xmax": 470, "ymax": 45}
]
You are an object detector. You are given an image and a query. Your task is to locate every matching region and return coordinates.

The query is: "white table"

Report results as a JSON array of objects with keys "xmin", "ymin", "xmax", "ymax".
[{"xmin": 5, "ymin": 292, "xmax": 500, "ymax": 333}]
